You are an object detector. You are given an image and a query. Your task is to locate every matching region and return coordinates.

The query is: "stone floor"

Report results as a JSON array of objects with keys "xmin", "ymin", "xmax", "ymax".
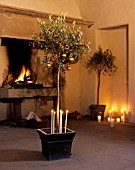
[{"xmin": 0, "ymin": 119, "xmax": 135, "ymax": 170}]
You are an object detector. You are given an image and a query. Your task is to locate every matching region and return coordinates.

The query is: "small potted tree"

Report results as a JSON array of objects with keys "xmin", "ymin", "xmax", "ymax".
[
  {"xmin": 85, "ymin": 46, "xmax": 118, "ymax": 120},
  {"xmin": 32, "ymin": 13, "xmax": 90, "ymax": 160}
]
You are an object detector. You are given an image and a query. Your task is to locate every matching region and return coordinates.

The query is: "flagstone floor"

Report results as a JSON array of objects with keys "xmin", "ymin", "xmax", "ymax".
[{"xmin": 0, "ymin": 119, "xmax": 135, "ymax": 170}]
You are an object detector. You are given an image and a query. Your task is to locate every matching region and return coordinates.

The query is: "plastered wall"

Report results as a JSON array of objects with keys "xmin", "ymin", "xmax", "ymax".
[
  {"xmin": 75, "ymin": 0, "xmax": 135, "ymax": 122},
  {"xmin": 0, "ymin": 0, "xmax": 82, "ymax": 18}
]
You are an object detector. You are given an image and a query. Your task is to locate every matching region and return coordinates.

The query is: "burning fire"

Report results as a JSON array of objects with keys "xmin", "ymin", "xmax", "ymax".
[{"xmin": 15, "ymin": 65, "xmax": 30, "ymax": 82}]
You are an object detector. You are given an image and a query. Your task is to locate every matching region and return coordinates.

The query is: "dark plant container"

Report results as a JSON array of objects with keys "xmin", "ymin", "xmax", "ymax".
[
  {"xmin": 89, "ymin": 104, "xmax": 106, "ymax": 121},
  {"xmin": 37, "ymin": 128, "xmax": 76, "ymax": 161}
]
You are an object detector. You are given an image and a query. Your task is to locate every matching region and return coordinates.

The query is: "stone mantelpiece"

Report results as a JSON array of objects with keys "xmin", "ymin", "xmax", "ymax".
[
  {"xmin": 0, "ymin": 87, "xmax": 57, "ymax": 120},
  {"xmin": 0, "ymin": 87, "xmax": 57, "ymax": 99},
  {"xmin": 0, "ymin": 4, "xmax": 94, "ymax": 40}
]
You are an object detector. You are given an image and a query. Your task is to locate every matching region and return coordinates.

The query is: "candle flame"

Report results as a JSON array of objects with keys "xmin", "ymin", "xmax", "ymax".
[
  {"xmin": 109, "ymin": 110, "xmax": 112, "ymax": 113},
  {"xmin": 121, "ymin": 108, "xmax": 126, "ymax": 113},
  {"xmin": 60, "ymin": 110, "xmax": 63, "ymax": 114}
]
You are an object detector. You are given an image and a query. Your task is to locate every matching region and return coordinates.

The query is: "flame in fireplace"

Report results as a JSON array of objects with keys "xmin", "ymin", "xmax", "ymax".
[{"xmin": 15, "ymin": 65, "xmax": 30, "ymax": 82}]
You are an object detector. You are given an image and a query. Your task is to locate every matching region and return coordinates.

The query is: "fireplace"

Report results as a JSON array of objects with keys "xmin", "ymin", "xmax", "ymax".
[
  {"xmin": 2, "ymin": 38, "xmax": 43, "ymax": 88},
  {"xmin": 0, "ymin": 37, "xmax": 57, "ymax": 121}
]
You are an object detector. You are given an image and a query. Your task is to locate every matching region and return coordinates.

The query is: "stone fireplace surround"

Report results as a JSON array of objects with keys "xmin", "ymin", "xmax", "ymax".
[
  {"xmin": 0, "ymin": 39, "xmax": 58, "ymax": 120},
  {"xmin": 0, "ymin": 36, "xmax": 58, "ymax": 120},
  {"xmin": 0, "ymin": 4, "xmax": 93, "ymax": 121}
]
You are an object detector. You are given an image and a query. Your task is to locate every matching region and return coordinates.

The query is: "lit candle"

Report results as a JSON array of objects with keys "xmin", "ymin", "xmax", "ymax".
[
  {"xmin": 111, "ymin": 107, "xmax": 114, "ymax": 117},
  {"xmin": 121, "ymin": 115, "xmax": 124, "ymax": 122},
  {"xmin": 65, "ymin": 110, "xmax": 68, "ymax": 133},
  {"xmin": 116, "ymin": 117, "xmax": 120, "ymax": 123},
  {"xmin": 123, "ymin": 108, "xmax": 126, "ymax": 123},
  {"xmin": 53, "ymin": 111, "xmax": 56, "ymax": 133},
  {"xmin": 108, "ymin": 117, "xmax": 110, "ymax": 122},
  {"xmin": 59, "ymin": 110, "xmax": 63, "ymax": 133},
  {"xmin": 121, "ymin": 108, "xmax": 126, "ymax": 123},
  {"xmin": 97, "ymin": 115, "xmax": 101, "ymax": 123},
  {"xmin": 110, "ymin": 118, "xmax": 114, "ymax": 127},
  {"xmin": 109, "ymin": 110, "xmax": 112, "ymax": 119},
  {"xmin": 51, "ymin": 109, "xmax": 54, "ymax": 134}
]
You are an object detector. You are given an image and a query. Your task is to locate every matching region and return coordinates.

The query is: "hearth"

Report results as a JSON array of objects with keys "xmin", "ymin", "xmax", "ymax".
[{"xmin": 0, "ymin": 37, "xmax": 57, "ymax": 121}]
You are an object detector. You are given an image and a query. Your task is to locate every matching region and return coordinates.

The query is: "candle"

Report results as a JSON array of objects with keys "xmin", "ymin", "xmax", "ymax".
[
  {"xmin": 110, "ymin": 118, "xmax": 114, "ymax": 127},
  {"xmin": 108, "ymin": 117, "xmax": 110, "ymax": 122},
  {"xmin": 53, "ymin": 111, "xmax": 56, "ymax": 133},
  {"xmin": 123, "ymin": 108, "xmax": 126, "ymax": 123},
  {"xmin": 121, "ymin": 115, "xmax": 124, "ymax": 122},
  {"xmin": 97, "ymin": 115, "xmax": 101, "ymax": 123},
  {"xmin": 51, "ymin": 109, "xmax": 54, "ymax": 134},
  {"xmin": 111, "ymin": 107, "xmax": 114, "ymax": 117},
  {"xmin": 109, "ymin": 110, "xmax": 112, "ymax": 119},
  {"xmin": 65, "ymin": 110, "xmax": 68, "ymax": 133},
  {"xmin": 59, "ymin": 110, "xmax": 63, "ymax": 133},
  {"xmin": 116, "ymin": 117, "xmax": 120, "ymax": 123},
  {"xmin": 121, "ymin": 108, "xmax": 126, "ymax": 123}
]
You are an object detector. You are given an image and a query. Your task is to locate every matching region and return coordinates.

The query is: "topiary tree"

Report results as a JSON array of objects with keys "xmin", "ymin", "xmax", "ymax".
[
  {"xmin": 85, "ymin": 46, "xmax": 118, "ymax": 106},
  {"xmin": 32, "ymin": 13, "xmax": 90, "ymax": 128}
]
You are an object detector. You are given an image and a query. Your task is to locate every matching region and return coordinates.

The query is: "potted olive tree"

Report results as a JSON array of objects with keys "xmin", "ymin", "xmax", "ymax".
[
  {"xmin": 32, "ymin": 13, "xmax": 90, "ymax": 160},
  {"xmin": 85, "ymin": 46, "xmax": 118, "ymax": 120}
]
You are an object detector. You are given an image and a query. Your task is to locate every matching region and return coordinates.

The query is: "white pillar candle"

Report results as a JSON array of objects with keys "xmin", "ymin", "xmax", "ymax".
[
  {"xmin": 59, "ymin": 110, "xmax": 63, "ymax": 133},
  {"xmin": 108, "ymin": 117, "xmax": 110, "ymax": 122},
  {"xmin": 97, "ymin": 115, "xmax": 101, "ymax": 123},
  {"xmin": 123, "ymin": 108, "xmax": 126, "ymax": 123},
  {"xmin": 109, "ymin": 110, "xmax": 112, "ymax": 119},
  {"xmin": 51, "ymin": 109, "xmax": 54, "ymax": 134},
  {"xmin": 110, "ymin": 118, "xmax": 114, "ymax": 127},
  {"xmin": 121, "ymin": 108, "xmax": 126, "ymax": 123},
  {"xmin": 53, "ymin": 111, "xmax": 56, "ymax": 134},
  {"xmin": 121, "ymin": 115, "xmax": 124, "ymax": 122},
  {"xmin": 65, "ymin": 110, "xmax": 68, "ymax": 133},
  {"xmin": 116, "ymin": 117, "xmax": 120, "ymax": 123},
  {"xmin": 111, "ymin": 107, "xmax": 114, "ymax": 117}
]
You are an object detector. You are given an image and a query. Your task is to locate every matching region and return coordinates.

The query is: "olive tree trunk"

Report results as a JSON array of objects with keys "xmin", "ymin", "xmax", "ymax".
[
  {"xmin": 97, "ymin": 73, "xmax": 101, "ymax": 105},
  {"xmin": 56, "ymin": 66, "xmax": 60, "ymax": 128}
]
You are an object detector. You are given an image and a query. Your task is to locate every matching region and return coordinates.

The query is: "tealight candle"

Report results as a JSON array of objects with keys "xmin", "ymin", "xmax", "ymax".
[{"xmin": 98, "ymin": 115, "xmax": 101, "ymax": 123}]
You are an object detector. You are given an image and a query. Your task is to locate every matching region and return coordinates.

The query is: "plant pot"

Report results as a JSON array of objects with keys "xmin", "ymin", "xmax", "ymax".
[
  {"xmin": 37, "ymin": 128, "xmax": 76, "ymax": 160},
  {"xmin": 89, "ymin": 104, "xmax": 106, "ymax": 121}
]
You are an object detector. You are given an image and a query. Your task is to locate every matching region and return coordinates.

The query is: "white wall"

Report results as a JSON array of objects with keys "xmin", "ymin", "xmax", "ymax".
[{"xmin": 75, "ymin": 0, "xmax": 135, "ymax": 122}]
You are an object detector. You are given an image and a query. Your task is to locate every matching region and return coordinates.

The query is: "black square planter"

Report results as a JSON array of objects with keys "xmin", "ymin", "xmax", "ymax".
[
  {"xmin": 37, "ymin": 128, "xmax": 76, "ymax": 160},
  {"xmin": 89, "ymin": 105, "xmax": 106, "ymax": 121}
]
